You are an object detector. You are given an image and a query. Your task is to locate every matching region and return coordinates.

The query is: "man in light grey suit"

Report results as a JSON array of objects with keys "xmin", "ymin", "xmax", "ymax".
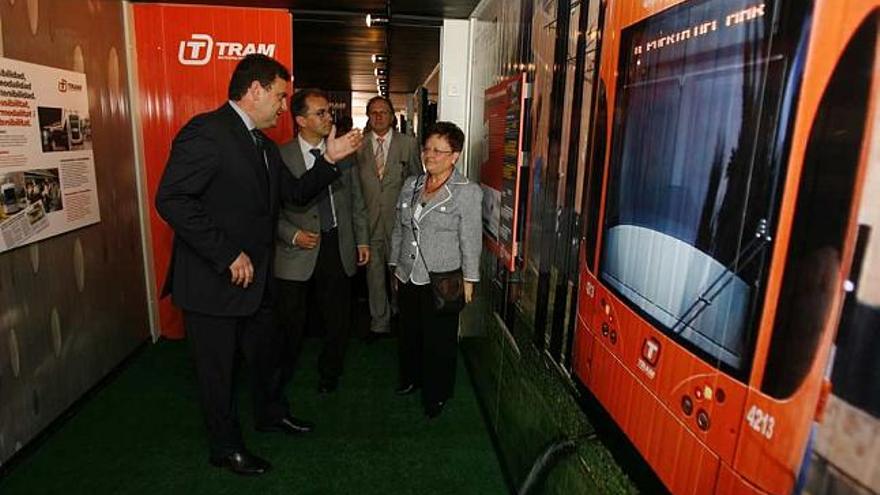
[
  {"xmin": 356, "ymin": 96, "xmax": 422, "ymax": 338},
  {"xmin": 274, "ymin": 89, "xmax": 370, "ymax": 394}
]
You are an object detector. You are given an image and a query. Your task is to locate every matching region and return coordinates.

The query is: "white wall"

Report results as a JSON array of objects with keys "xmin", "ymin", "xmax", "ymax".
[{"xmin": 439, "ymin": 19, "xmax": 472, "ymax": 172}]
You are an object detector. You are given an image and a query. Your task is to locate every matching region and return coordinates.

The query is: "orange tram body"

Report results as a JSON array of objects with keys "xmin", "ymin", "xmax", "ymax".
[{"xmin": 571, "ymin": 0, "xmax": 878, "ymax": 493}]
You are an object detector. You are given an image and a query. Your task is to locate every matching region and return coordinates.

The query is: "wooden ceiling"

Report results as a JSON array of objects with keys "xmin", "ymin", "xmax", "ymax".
[
  {"xmin": 291, "ymin": 13, "xmax": 440, "ymax": 97},
  {"xmin": 131, "ymin": 1, "xmax": 481, "ymax": 102}
]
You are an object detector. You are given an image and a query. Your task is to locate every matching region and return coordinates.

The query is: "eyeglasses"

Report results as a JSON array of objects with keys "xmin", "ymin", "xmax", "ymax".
[
  {"xmin": 421, "ymin": 147, "xmax": 455, "ymax": 156},
  {"xmin": 307, "ymin": 109, "xmax": 331, "ymax": 118}
]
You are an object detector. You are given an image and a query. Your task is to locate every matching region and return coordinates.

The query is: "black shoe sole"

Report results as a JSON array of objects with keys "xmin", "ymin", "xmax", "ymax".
[
  {"xmin": 255, "ymin": 425, "xmax": 312, "ymax": 434},
  {"xmin": 424, "ymin": 401, "xmax": 446, "ymax": 419},
  {"xmin": 209, "ymin": 459, "xmax": 271, "ymax": 475},
  {"xmin": 395, "ymin": 384, "xmax": 418, "ymax": 395}
]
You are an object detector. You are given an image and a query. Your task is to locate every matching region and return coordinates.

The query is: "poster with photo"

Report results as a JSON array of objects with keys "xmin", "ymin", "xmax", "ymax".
[
  {"xmin": 0, "ymin": 56, "xmax": 100, "ymax": 253},
  {"xmin": 481, "ymin": 73, "xmax": 526, "ymax": 272}
]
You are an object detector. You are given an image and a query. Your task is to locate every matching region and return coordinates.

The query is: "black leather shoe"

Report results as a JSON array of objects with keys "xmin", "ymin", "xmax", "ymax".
[
  {"xmin": 256, "ymin": 415, "xmax": 315, "ymax": 435},
  {"xmin": 364, "ymin": 331, "xmax": 392, "ymax": 344},
  {"xmin": 424, "ymin": 401, "xmax": 446, "ymax": 419},
  {"xmin": 209, "ymin": 450, "xmax": 271, "ymax": 476},
  {"xmin": 318, "ymin": 378, "xmax": 338, "ymax": 394},
  {"xmin": 395, "ymin": 383, "xmax": 418, "ymax": 395}
]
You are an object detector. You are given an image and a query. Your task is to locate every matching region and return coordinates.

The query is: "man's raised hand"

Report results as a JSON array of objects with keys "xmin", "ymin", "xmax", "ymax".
[{"xmin": 324, "ymin": 125, "xmax": 364, "ymax": 163}]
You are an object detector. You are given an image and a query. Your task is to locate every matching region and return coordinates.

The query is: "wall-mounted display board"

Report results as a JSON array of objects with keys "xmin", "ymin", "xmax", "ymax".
[
  {"xmin": 480, "ymin": 72, "xmax": 527, "ymax": 272},
  {"xmin": 0, "ymin": 57, "xmax": 100, "ymax": 253}
]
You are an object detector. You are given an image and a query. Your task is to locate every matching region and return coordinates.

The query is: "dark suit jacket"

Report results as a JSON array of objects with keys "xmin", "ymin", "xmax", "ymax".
[{"xmin": 155, "ymin": 103, "xmax": 340, "ymax": 317}]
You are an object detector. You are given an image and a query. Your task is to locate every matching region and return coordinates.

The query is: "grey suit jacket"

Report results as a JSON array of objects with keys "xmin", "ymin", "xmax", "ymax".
[
  {"xmin": 355, "ymin": 131, "xmax": 422, "ymax": 244},
  {"xmin": 389, "ymin": 168, "xmax": 482, "ymax": 285},
  {"xmin": 274, "ymin": 140, "xmax": 369, "ymax": 281}
]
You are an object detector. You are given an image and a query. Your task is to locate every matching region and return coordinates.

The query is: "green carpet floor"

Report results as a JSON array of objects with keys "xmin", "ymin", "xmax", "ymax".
[{"xmin": 0, "ymin": 337, "xmax": 508, "ymax": 494}]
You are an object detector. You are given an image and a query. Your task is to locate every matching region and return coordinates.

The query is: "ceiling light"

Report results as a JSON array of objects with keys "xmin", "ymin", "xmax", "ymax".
[
  {"xmin": 374, "ymin": 67, "xmax": 388, "ymax": 77},
  {"xmin": 372, "ymin": 54, "xmax": 389, "ymax": 63},
  {"xmin": 376, "ymin": 77, "xmax": 388, "ymax": 85},
  {"xmin": 366, "ymin": 13, "xmax": 389, "ymax": 27}
]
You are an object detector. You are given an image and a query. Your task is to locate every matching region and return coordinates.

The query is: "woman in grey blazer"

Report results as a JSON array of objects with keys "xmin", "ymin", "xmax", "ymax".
[{"xmin": 389, "ymin": 122, "xmax": 482, "ymax": 418}]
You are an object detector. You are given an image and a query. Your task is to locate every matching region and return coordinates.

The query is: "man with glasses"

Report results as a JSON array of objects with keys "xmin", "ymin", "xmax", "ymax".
[
  {"xmin": 355, "ymin": 96, "xmax": 422, "ymax": 342},
  {"xmin": 274, "ymin": 89, "xmax": 370, "ymax": 396}
]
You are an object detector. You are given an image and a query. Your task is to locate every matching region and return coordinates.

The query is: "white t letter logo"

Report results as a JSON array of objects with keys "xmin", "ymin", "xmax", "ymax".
[
  {"xmin": 642, "ymin": 338, "xmax": 660, "ymax": 366},
  {"xmin": 178, "ymin": 34, "xmax": 213, "ymax": 66}
]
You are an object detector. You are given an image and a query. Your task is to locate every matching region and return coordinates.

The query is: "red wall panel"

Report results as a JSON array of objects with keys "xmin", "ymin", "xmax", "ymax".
[{"xmin": 133, "ymin": 4, "xmax": 293, "ymax": 338}]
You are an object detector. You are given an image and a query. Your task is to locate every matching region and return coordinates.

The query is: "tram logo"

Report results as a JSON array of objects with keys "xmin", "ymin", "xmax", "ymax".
[
  {"xmin": 178, "ymin": 34, "xmax": 277, "ymax": 66},
  {"xmin": 57, "ymin": 78, "xmax": 82, "ymax": 93},
  {"xmin": 642, "ymin": 338, "xmax": 661, "ymax": 366},
  {"xmin": 178, "ymin": 34, "xmax": 213, "ymax": 65},
  {"xmin": 637, "ymin": 337, "xmax": 661, "ymax": 380}
]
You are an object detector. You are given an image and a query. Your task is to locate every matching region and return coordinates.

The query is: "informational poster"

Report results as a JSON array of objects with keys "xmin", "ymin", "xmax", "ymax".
[
  {"xmin": 0, "ymin": 57, "xmax": 100, "ymax": 253},
  {"xmin": 133, "ymin": 4, "xmax": 293, "ymax": 338},
  {"xmin": 481, "ymin": 73, "xmax": 526, "ymax": 272}
]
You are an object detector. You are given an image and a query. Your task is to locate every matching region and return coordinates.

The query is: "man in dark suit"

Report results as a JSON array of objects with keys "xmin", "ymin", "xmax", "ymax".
[
  {"xmin": 274, "ymin": 89, "xmax": 370, "ymax": 395},
  {"xmin": 155, "ymin": 55, "xmax": 363, "ymax": 476},
  {"xmin": 355, "ymin": 96, "xmax": 422, "ymax": 340}
]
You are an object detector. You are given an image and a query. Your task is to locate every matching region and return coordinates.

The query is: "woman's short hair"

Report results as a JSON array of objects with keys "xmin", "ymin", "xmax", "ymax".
[{"xmin": 425, "ymin": 121, "xmax": 464, "ymax": 152}]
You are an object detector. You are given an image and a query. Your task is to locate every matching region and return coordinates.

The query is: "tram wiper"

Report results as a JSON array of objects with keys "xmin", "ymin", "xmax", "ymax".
[{"xmin": 670, "ymin": 219, "xmax": 773, "ymax": 335}]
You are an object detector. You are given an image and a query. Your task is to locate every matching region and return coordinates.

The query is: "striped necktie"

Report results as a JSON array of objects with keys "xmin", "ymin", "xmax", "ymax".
[{"xmin": 375, "ymin": 136, "xmax": 386, "ymax": 180}]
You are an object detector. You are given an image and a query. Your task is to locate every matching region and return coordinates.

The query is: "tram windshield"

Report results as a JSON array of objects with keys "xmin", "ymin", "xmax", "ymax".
[{"xmin": 600, "ymin": 0, "xmax": 786, "ymax": 374}]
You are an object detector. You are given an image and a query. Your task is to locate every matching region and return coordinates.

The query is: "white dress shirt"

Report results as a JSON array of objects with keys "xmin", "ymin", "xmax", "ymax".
[{"xmin": 289, "ymin": 135, "xmax": 337, "ymax": 245}]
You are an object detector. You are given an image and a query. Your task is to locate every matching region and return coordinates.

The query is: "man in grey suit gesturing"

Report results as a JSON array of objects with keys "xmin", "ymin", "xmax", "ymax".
[
  {"xmin": 356, "ymin": 96, "xmax": 422, "ymax": 339},
  {"xmin": 274, "ymin": 89, "xmax": 370, "ymax": 394}
]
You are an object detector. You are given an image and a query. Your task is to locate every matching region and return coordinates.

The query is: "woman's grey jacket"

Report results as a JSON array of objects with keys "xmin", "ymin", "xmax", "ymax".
[{"xmin": 389, "ymin": 168, "xmax": 483, "ymax": 285}]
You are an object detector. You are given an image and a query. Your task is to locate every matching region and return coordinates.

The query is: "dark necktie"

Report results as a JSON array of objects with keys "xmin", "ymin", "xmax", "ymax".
[
  {"xmin": 310, "ymin": 148, "xmax": 335, "ymax": 232},
  {"xmin": 250, "ymin": 129, "xmax": 270, "ymax": 172},
  {"xmin": 249, "ymin": 129, "xmax": 270, "ymax": 200}
]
